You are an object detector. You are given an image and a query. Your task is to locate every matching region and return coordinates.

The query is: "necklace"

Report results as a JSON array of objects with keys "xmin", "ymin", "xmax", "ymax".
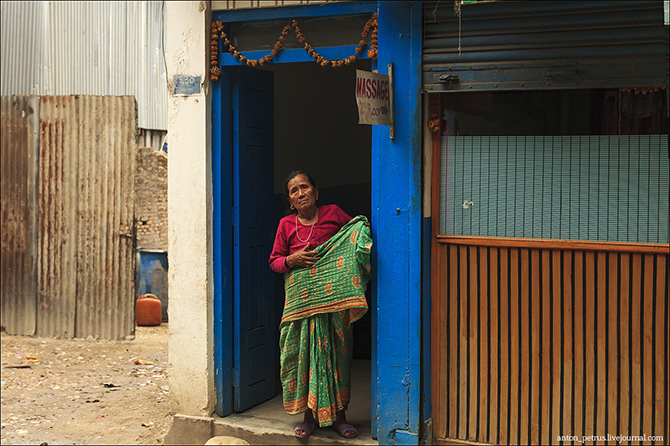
[{"xmin": 295, "ymin": 209, "xmax": 318, "ymax": 243}]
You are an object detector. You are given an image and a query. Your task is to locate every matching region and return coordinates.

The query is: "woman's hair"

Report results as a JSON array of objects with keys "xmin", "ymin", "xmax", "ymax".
[{"xmin": 283, "ymin": 170, "xmax": 317, "ymax": 213}]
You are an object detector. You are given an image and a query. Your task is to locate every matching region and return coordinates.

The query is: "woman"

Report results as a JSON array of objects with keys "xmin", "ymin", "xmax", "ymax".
[{"xmin": 269, "ymin": 171, "xmax": 372, "ymax": 439}]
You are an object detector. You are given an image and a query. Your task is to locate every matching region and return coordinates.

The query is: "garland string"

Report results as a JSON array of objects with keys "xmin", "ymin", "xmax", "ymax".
[{"xmin": 209, "ymin": 14, "xmax": 377, "ymax": 81}]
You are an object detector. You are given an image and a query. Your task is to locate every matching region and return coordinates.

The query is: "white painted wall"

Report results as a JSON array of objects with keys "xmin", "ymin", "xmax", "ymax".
[{"xmin": 166, "ymin": 1, "xmax": 214, "ymax": 416}]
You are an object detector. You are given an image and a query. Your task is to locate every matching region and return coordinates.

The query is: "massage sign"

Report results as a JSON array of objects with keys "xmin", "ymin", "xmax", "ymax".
[{"xmin": 355, "ymin": 69, "xmax": 392, "ymax": 126}]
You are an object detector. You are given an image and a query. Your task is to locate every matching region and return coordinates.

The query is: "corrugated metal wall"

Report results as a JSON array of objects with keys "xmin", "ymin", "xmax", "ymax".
[
  {"xmin": 1, "ymin": 96, "xmax": 39, "ymax": 335},
  {"xmin": 1, "ymin": 95, "xmax": 137, "ymax": 340},
  {"xmin": 72, "ymin": 96, "xmax": 137, "ymax": 340},
  {"xmin": 0, "ymin": 1, "xmax": 167, "ymax": 131},
  {"xmin": 36, "ymin": 96, "xmax": 78, "ymax": 338}
]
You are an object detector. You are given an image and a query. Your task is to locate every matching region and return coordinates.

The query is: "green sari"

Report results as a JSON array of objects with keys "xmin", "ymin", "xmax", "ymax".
[{"xmin": 280, "ymin": 216, "xmax": 372, "ymax": 427}]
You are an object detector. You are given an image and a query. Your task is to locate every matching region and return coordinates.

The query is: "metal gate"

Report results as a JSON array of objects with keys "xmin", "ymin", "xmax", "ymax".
[{"xmin": 422, "ymin": 1, "xmax": 667, "ymax": 92}]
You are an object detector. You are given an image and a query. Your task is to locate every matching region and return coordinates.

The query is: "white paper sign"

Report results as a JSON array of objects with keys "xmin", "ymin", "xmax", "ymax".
[{"xmin": 355, "ymin": 70, "xmax": 392, "ymax": 125}]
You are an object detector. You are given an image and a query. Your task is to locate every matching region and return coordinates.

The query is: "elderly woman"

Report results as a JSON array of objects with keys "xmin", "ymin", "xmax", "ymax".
[{"xmin": 269, "ymin": 171, "xmax": 372, "ymax": 439}]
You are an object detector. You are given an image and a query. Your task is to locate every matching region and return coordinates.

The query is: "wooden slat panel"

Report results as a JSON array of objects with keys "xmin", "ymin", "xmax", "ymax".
[
  {"xmin": 551, "ymin": 250, "xmax": 562, "ymax": 445},
  {"xmin": 606, "ymin": 252, "xmax": 619, "ymax": 445},
  {"xmin": 432, "ymin": 242, "xmax": 668, "ymax": 446},
  {"xmin": 631, "ymin": 254, "xmax": 642, "ymax": 444},
  {"xmin": 619, "ymin": 254, "xmax": 631, "ymax": 440},
  {"xmin": 478, "ymin": 246, "xmax": 489, "ymax": 443},
  {"xmin": 540, "ymin": 249, "xmax": 552, "ymax": 446},
  {"xmin": 519, "ymin": 248, "xmax": 530, "ymax": 446},
  {"xmin": 508, "ymin": 248, "xmax": 520, "ymax": 445},
  {"xmin": 432, "ymin": 241, "xmax": 442, "ymax": 438},
  {"xmin": 596, "ymin": 251, "xmax": 608, "ymax": 439},
  {"xmin": 468, "ymin": 246, "xmax": 479, "ymax": 441},
  {"xmin": 654, "ymin": 255, "xmax": 667, "ymax": 445},
  {"xmin": 642, "ymin": 254, "xmax": 654, "ymax": 445},
  {"xmin": 487, "ymin": 247, "xmax": 499, "ymax": 445},
  {"xmin": 563, "ymin": 251, "xmax": 575, "ymax": 443},
  {"xmin": 530, "ymin": 249, "xmax": 540, "ymax": 445},
  {"xmin": 448, "ymin": 244, "xmax": 459, "ymax": 439},
  {"xmin": 584, "ymin": 250, "xmax": 596, "ymax": 444},
  {"xmin": 573, "ymin": 251, "xmax": 585, "ymax": 444},
  {"xmin": 459, "ymin": 246, "xmax": 469, "ymax": 438},
  {"xmin": 435, "ymin": 242, "xmax": 448, "ymax": 439},
  {"xmin": 498, "ymin": 247, "xmax": 510, "ymax": 446}
]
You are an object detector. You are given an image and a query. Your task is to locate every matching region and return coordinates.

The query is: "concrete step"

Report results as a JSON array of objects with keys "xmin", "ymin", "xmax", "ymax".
[
  {"xmin": 211, "ymin": 396, "xmax": 377, "ymax": 445},
  {"xmin": 166, "ymin": 360, "xmax": 376, "ymax": 445}
]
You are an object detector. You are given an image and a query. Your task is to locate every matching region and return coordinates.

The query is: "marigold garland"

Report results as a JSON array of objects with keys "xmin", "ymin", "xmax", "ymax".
[{"xmin": 209, "ymin": 15, "xmax": 378, "ymax": 81}]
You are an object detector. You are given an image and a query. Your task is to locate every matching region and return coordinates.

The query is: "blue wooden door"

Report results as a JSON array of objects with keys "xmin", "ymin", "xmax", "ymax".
[{"xmin": 232, "ymin": 66, "xmax": 276, "ymax": 411}]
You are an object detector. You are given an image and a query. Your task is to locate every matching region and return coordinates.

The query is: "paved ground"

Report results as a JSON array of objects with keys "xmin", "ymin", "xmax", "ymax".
[{"xmin": 1, "ymin": 324, "xmax": 171, "ymax": 445}]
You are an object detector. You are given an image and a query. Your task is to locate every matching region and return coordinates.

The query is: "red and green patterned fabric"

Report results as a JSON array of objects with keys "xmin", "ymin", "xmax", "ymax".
[{"xmin": 280, "ymin": 216, "xmax": 371, "ymax": 426}]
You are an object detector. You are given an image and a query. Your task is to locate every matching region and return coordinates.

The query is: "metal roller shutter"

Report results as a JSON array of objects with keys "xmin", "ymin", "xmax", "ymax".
[{"xmin": 422, "ymin": 1, "xmax": 667, "ymax": 92}]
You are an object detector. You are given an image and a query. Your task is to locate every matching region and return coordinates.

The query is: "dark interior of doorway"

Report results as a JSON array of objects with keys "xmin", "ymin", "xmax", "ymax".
[{"xmin": 263, "ymin": 60, "xmax": 373, "ymax": 394}]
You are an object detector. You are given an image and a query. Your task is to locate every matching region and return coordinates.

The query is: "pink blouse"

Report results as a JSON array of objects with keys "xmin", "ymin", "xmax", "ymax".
[{"xmin": 269, "ymin": 204, "xmax": 352, "ymax": 273}]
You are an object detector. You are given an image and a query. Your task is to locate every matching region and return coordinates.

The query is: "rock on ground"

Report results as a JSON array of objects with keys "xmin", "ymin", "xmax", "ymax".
[{"xmin": 1, "ymin": 324, "xmax": 172, "ymax": 445}]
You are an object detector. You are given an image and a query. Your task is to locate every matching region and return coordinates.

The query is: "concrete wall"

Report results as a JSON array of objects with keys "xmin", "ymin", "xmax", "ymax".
[{"xmin": 166, "ymin": 1, "xmax": 214, "ymax": 417}]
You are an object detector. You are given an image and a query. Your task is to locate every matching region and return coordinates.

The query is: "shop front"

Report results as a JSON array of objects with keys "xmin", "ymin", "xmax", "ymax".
[{"xmin": 425, "ymin": 1, "xmax": 669, "ymax": 444}]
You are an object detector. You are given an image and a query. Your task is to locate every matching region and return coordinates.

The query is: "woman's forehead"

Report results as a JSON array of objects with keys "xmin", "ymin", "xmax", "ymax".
[{"xmin": 288, "ymin": 174, "xmax": 310, "ymax": 189}]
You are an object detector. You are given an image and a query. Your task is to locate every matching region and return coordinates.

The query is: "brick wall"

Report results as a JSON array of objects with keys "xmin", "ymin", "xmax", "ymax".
[{"xmin": 135, "ymin": 147, "xmax": 167, "ymax": 250}]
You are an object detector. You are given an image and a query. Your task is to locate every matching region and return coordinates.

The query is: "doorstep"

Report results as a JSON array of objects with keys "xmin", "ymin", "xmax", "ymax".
[
  {"xmin": 165, "ymin": 360, "xmax": 376, "ymax": 445},
  {"xmin": 210, "ymin": 393, "xmax": 376, "ymax": 445}
]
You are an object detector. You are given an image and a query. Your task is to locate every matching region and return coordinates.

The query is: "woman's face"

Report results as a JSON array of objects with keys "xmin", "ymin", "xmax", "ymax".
[{"xmin": 287, "ymin": 174, "xmax": 318, "ymax": 214}]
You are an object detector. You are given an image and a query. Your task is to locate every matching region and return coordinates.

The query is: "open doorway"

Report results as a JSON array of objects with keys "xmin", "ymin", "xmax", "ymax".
[
  {"xmin": 220, "ymin": 59, "xmax": 375, "ymax": 438},
  {"xmin": 215, "ymin": 58, "xmax": 376, "ymax": 441},
  {"xmin": 267, "ymin": 58, "xmax": 373, "ymax": 402},
  {"xmin": 267, "ymin": 60, "xmax": 373, "ymax": 367}
]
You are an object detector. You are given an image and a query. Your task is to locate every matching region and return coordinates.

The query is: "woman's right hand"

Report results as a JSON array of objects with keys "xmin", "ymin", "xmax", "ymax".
[{"xmin": 286, "ymin": 243, "xmax": 319, "ymax": 269}]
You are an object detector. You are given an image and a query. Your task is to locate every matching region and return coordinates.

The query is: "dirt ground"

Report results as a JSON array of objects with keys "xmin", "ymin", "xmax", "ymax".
[{"xmin": 1, "ymin": 324, "xmax": 172, "ymax": 445}]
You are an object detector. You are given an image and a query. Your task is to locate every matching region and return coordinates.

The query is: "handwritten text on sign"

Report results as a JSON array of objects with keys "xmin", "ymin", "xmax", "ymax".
[{"xmin": 355, "ymin": 70, "xmax": 392, "ymax": 125}]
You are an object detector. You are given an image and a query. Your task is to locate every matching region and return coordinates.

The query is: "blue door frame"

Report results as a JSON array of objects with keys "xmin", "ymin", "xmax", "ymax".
[{"xmin": 212, "ymin": 2, "xmax": 425, "ymax": 444}]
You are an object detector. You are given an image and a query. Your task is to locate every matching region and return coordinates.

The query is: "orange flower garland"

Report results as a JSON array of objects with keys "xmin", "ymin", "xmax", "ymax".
[
  {"xmin": 209, "ymin": 15, "xmax": 378, "ymax": 81},
  {"xmin": 209, "ymin": 21, "xmax": 223, "ymax": 81}
]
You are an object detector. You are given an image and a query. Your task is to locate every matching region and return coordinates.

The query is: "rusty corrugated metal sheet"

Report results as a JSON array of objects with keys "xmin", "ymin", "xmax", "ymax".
[
  {"xmin": 69, "ymin": 96, "xmax": 137, "ymax": 340},
  {"xmin": 1, "ymin": 96, "xmax": 39, "ymax": 335},
  {"xmin": 36, "ymin": 96, "xmax": 78, "ymax": 338},
  {"xmin": 2, "ymin": 94, "xmax": 137, "ymax": 340}
]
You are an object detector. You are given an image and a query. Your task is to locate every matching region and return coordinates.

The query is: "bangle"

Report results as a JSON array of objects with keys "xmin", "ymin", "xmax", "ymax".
[{"xmin": 285, "ymin": 256, "xmax": 290, "ymax": 268}]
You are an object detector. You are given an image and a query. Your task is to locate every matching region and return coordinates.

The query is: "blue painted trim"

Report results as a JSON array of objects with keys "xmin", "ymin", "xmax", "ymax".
[
  {"xmin": 370, "ymin": 55, "xmax": 379, "ymax": 440},
  {"xmin": 219, "ymin": 46, "xmax": 368, "ymax": 67},
  {"xmin": 421, "ymin": 217, "xmax": 432, "ymax": 434},
  {"xmin": 212, "ymin": 69, "xmax": 224, "ymax": 416},
  {"xmin": 373, "ymin": 1, "xmax": 423, "ymax": 444},
  {"xmin": 213, "ymin": 1, "xmax": 376, "ymax": 23},
  {"xmin": 213, "ymin": 67, "xmax": 235, "ymax": 417},
  {"xmin": 231, "ymin": 67, "xmax": 243, "ymax": 411}
]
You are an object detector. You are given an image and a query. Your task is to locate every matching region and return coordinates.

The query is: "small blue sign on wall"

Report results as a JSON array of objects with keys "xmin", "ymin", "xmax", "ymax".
[{"xmin": 173, "ymin": 75, "xmax": 201, "ymax": 95}]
